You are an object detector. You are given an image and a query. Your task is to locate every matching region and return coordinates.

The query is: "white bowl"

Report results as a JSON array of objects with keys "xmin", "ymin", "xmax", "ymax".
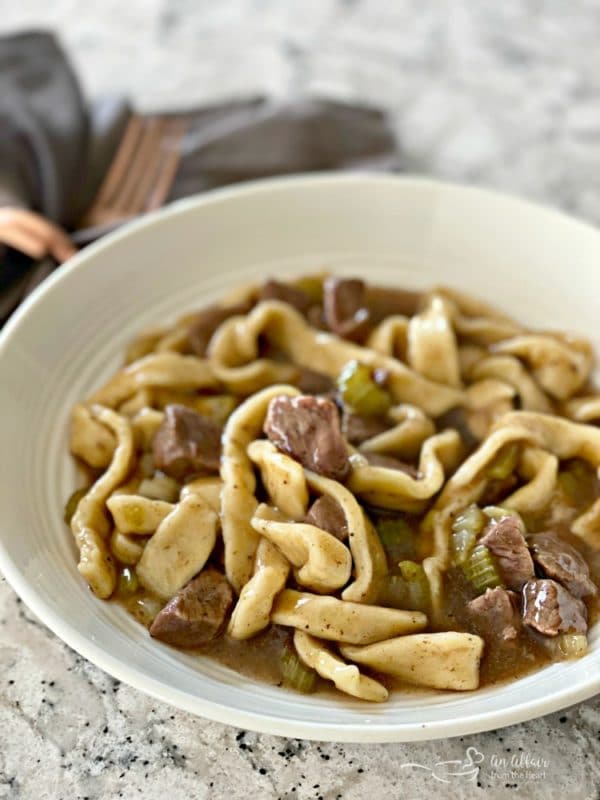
[{"xmin": 0, "ymin": 174, "xmax": 599, "ymax": 742}]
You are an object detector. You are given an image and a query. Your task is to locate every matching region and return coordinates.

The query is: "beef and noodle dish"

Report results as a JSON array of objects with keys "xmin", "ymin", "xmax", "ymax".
[{"xmin": 65, "ymin": 275, "xmax": 600, "ymax": 702}]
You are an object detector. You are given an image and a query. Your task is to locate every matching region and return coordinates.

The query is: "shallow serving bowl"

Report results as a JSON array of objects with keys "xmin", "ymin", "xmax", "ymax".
[{"xmin": 0, "ymin": 174, "xmax": 599, "ymax": 742}]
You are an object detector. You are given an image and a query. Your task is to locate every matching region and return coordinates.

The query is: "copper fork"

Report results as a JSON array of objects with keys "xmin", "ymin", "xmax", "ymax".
[{"xmin": 81, "ymin": 114, "xmax": 188, "ymax": 229}]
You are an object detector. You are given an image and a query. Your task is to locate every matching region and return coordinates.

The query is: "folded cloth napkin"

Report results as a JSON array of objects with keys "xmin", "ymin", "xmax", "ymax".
[{"xmin": 0, "ymin": 30, "xmax": 400, "ymax": 323}]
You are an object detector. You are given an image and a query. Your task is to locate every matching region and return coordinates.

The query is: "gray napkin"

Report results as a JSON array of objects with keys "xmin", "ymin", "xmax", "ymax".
[{"xmin": 0, "ymin": 30, "xmax": 399, "ymax": 322}]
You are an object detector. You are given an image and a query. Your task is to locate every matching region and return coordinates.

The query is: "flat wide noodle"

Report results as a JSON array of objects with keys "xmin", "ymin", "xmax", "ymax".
[
  {"xmin": 88, "ymin": 353, "xmax": 218, "ymax": 408},
  {"xmin": 493, "ymin": 334, "xmax": 592, "ymax": 400},
  {"xmin": 572, "ymin": 500, "xmax": 600, "ymax": 549},
  {"xmin": 366, "ymin": 315, "xmax": 409, "ymax": 360},
  {"xmin": 136, "ymin": 495, "xmax": 218, "ymax": 599},
  {"xmin": 340, "ymin": 632, "xmax": 484, "ymax": 690},
  {"xmin": 407, "ymin": 295, "xmax": 461, "ymax": 387},
  {"xmin": 358, "ymin": 404, "xmax": 435, "ymax": 459},
  {"xmin": 271, "ymin": 589, "xmax": 427, "ymax": 644},
  {"xmin": 220, "ymin": 384, "xmax": 299, "ymax": 593},
  {"xmin": 110, "ymin": 529, "xmax": 146, "ymax": 565},
  {"xmin": 293, "ymin": 630, "xmax": 388, "ymax": 702},
  {"xmin": 71, "ymin": 405, "xmax": 134, "ymax": 598},
  {"xmin": 107, "ymin": 495, "xmax": 174, "ymax": 534},
  {"xmin": 228, "ymin": 539, "xmax": 290, "ymax": 640},
  {"xmin": 347, "ymin": 429, "xmax": 462, "ymax": 511},
  {"xmin": 468, "ymin": 355, "xmax": 552, "ymax": 413},
  {"xmin": 304, "ymin": 470, "xmax": 387, "ymax": 603},
  {"xmin": 251, "ymin": 503, "xmax": 352, "ymax": 593},
  {"xmin": 247, "ymin": 440, "xmax": 309, "ymax": 520},
  {"xmin": 504, "ymin": 447, "xmax": 558, "ymax": 513},
  {"xmin": 564, "ymin": 396, "xmax": 600, "ymax": 424},
  {"xmin": 208, "ymin": 300, "xmax": 463, "ymax": 416},
  {"xmin": 70, "ymin": 403, "xmax": 117, "ymax": 468},
  {"xmin": 180, "ymin": 477, "xmax": 223, "ymax": 513}
]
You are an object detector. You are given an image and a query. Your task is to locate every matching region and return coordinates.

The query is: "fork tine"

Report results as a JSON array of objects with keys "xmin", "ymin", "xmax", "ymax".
[
  {"xmin": 144, "ymin": 117, "xmax": 189, "ymax": 212},
  {"xmin": 90, "ymin": 115, "xmax": 144, "ymax": 211},
  {"xmin": 114, "ymin": 119, "xmax": 165, "ymax": 216}
]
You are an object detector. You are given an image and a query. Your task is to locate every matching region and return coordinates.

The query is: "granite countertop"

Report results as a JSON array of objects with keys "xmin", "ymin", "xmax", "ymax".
[{"xmin": 1, "ymin": 2, "xmax": 600, "ymax": 798}]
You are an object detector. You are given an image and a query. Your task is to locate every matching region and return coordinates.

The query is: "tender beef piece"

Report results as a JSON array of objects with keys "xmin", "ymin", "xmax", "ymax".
[
  {"xmin": 152, "ymin": 404, "xmax": 222, "ymax": 479},
  {"xmin": 259, "ymin": 280, "xmax": 311, "ymax": 314},
  {"xmin": 528, "ymin": 532, "xmax": 597, "ymax": 599},
  {"xmin": 263, "ymin": 395, "xmax": 350, "ymax": 481},
  {"xmin": 468, "ymin": 587, "xmax": 522, "ymax": 642},
  {"xmin": 479, "ymin": 516, "xmax": 535, "ymax": 591},
  {"xmin": 294, "ymin": 367, "xmax": 335, "ymax": 395},
  {"xmin": 342, "ymin": 409, "xmax": 390, "ymax": 445},
  {"xmin": 187, "ymin": 301, "xmax": 251, "ymax": 356},
  {"xmin": 522, "ymin": 579, "xmax": 587, "ymax": 636},
  {"xmin": 150, "ymin": 567, "xmax": 234, "ymax": 648},
  {"xmin": 364, "ymin": 285, "xmax": 422, "ymax": 323},
  {"xmin": 362, "ymin": 452, "xmax": 419, "ymax": 478},
  {"xmin": 305, "ymin": 495, "xmax": 348, "ymax": 540},
  {"xmin": 323, "ymin": 277, "xmax": 371, "ymax": 342}
]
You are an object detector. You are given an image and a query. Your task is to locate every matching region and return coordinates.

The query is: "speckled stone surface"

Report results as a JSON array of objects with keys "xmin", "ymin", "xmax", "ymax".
[{"xmin": 1, "ymin": 2, "xmax": 600, "ymax": 798}]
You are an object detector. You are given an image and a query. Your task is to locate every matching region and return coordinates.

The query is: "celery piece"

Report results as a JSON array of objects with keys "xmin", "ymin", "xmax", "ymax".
[
  {"xmin": 452, "ymin": 504, "xmax": 486, "ymax": 536},
  {"xmin": 376, "ymin": 575, "xmax": 408, "ymax": 608},
  {"xmin": 451, "ymin": 528, "xmax": 477, "ymax": 566},
  {"xmin": 462, "ymin": 544, "xmax": 504, "ymax": 594},
  {"xmin": 118, "ymin": 566, "xmax": 139, "ymax": 595},
  {"xmin": 281, "ymin": 647, "xmax": 317, "ymax": 693},
  {"xmin": 482, "ymin": 505, "xmax": 522, "ymax": 525},
  {"xmin": 487, "ymin": 444, "xmax": 519, "ymax": 480},
  {"xmin": 375, "ymin": 517, "xmax": 416, "ymax": 562},
  {"xmin": 557, "ymin": 633, "xmax": 588, "ymax": 659},
  {"xmin": 398, "ymin": 560, "xmax": 431, "ymax": 611},
  {"xmin": 451, "ymin": 504, "xmax": 485, "ymax": 566},
  {"xmin": 337, "ymin": 360, "xmax": 392, "ymax": 416}
]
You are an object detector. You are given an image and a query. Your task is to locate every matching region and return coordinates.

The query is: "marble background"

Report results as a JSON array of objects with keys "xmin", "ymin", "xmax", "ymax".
[{"xmin": 1, "ymin": 1, "xmax": 600, "ymax": 798}]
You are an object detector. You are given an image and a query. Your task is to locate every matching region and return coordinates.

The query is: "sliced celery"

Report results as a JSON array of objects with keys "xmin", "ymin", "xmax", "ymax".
[
  {"xmin": 487, "ymin": 444, "xmax": 519, "ymax": 480},
  {"xmin": 281, "ymin": 647, "xmax": 317, "ymax": 693},
  {"xmin": 463, "ymin": 544, "xmax": 503, "ymax": 594},
  {"xmin": 337, "ymin": 360, "xmax": 391, "ymax": 416},
  {"xmin": 118, "ymin": 566, "xmax": 139, "ymax": 595},
  {"xmin": 375, "ymin": 517, "xmax": 416, "ymax": 562}
]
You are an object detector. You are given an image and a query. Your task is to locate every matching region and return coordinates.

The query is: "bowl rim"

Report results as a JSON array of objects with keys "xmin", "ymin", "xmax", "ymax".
[{"xmin": 1, "ymin": 172, "xmax": 599, "ymax": 742}]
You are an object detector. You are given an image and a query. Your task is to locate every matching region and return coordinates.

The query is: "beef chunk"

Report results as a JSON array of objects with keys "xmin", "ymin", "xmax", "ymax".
[
  {"xmin": 306, "ymin": 305, "xmax": 326, "ymax": 330},
  {"xmin": 323, "ymin": 277, "xmax": 371, "ymax": 342},
  {"xmin": 529, "ymin": 532, "xmax": 597, "ymax": 599},
  {"xmin": 479, "ymin": 516, "xmax": 534, "ymax": 591},
  {"xmin": 150, "ymin": 567, "xmax": 234, "ymax": 648},
  {"xmin": 364, "ymin": 285, "xmax": 422, "ymax": 322},
  {"xmin": 187, "ymin": 301, "xmax": 251, "ymax": 356},
  {"xmin": 342, "ymin": 409, "xmax": 390, "ymax": 445},
  {"xmin": 468, "ymin": 587, "xmax": 522, "ymax": 642},
  {"xmin": 294, "ymin": 367, "xmax": 335, "ymax": 395},
  {"xmin": 263, "ymin": 395, "xmax": 350, "ymax": 481},
  {"xmin": 259, "ymin": 280, "xmax": 311, "ymax": 314},
  {"xmin": 305, "ymin": 495, "xmax": 348, "ymax": 540},
  {"xmin": 362, "ymin": 452, "xmax": 419, "ymax": 478},
  {"xmin": 152, "ymin": 404, "xmax": 222, "ymax": 479},
  {"xmin": 522, "ymin": 579, "xmax": 587, "ymax": 636}
]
